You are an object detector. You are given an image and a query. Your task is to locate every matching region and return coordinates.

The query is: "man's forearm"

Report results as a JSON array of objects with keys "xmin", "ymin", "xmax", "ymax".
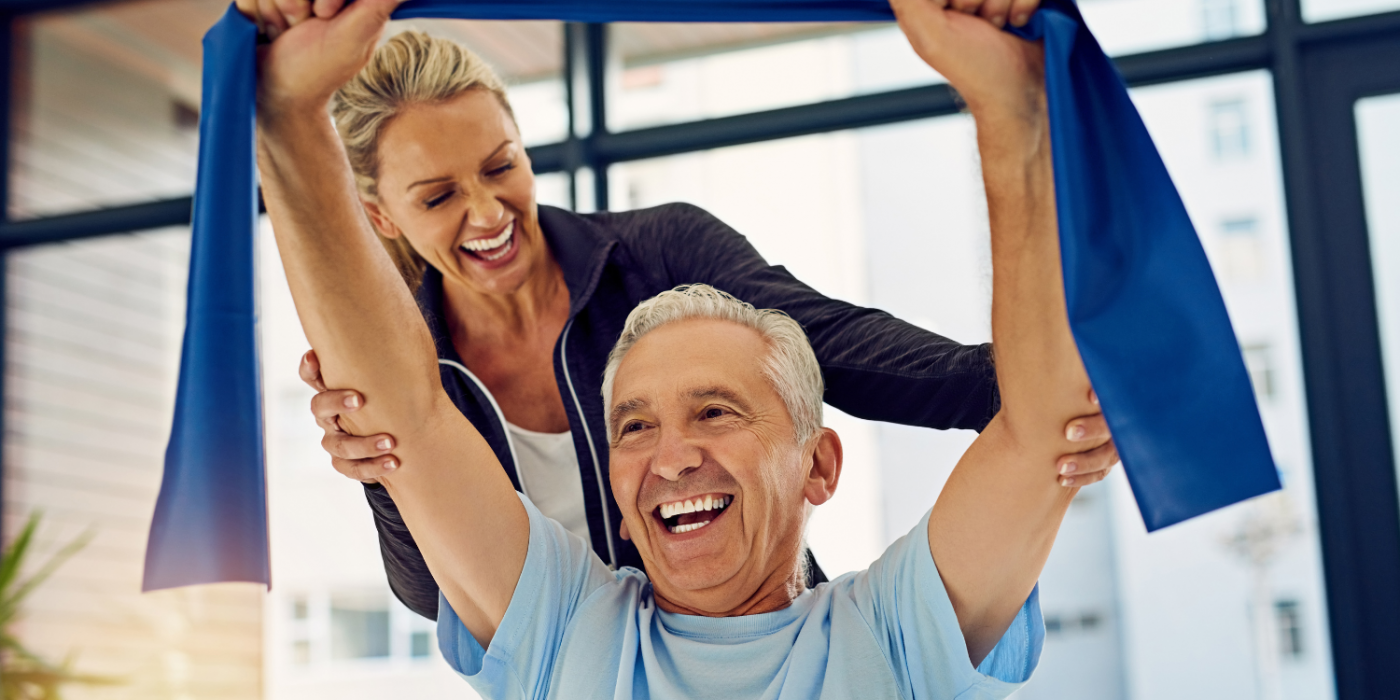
[
  {"xmin": 928, "ymin": 106, "xmax": 1095, "ymax": 665},
  {"xmin": 981, "ymin": 112, "xmax": 1094, "ymax": 436},
  {"xmin": 258, "ymin": 111, "xmax": 441, "ymax": 423},
  {"xmin": 258, "ymin": 110, "xmax": 527, "ymax": 646}
]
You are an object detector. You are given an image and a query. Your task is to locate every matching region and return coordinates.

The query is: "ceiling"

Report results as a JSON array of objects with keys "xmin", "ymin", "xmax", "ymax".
[{"xmin": 21, "ymin": 0, "xmax": 876, "ymax": 93}]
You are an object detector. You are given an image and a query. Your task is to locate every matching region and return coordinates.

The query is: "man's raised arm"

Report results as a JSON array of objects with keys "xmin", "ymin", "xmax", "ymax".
[
  {"xmin": 245, "ymin": 0, "xmax": 526, "ymax": 647},
  {"xmin": 890, "ymin": 0, "xmax": 1103, "ymax": 666}
]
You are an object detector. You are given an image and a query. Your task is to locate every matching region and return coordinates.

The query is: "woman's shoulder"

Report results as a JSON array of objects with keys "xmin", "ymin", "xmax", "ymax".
[{"xmin": 571, "ymin": 202, "xmax": 727, "ymax": 238}]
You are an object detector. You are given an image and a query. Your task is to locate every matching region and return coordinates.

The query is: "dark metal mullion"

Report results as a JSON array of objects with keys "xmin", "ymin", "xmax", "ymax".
[
  {"xmin": 585, "ymin": 23, "xmax": 608, "ymax": 212},
  {"xmin": 0, "ymin": 33, "xmax": 1302, "ymax": 245},
  {"xmin": 563, "ymin": 23, "xmax": 584, "ymax": 210},
  {"xmin": 0, "ymin": 11, "xmax": 11, "ymax": 544},
  {"xmin": 1270, "ymin": 2, "xmax": 1400, "ymax": 699}
]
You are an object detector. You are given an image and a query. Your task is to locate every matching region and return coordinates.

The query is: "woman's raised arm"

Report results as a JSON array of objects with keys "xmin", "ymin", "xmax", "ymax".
[{"xmin": 246, "ymin": 0, "xmax": 527, "ymax": 647}]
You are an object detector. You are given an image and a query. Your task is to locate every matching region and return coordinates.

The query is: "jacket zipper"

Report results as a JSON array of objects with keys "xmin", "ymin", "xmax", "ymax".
[
  {"xmin": 560, "ymin": 319, "xmax": 617, "ymax": 569},
  {"xmin": 437, "ymin": 359, "xmax": 531, "ymax": 504}
]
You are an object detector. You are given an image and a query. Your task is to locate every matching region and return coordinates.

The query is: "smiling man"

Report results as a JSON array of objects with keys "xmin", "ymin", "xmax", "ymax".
[{"xmin": 253, "ymin": 0, "xmax": 1095, "ymax": 698}]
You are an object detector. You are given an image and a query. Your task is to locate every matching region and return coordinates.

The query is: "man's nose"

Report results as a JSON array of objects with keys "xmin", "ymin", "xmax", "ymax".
[{"xmin": 651, "ymin": 426, "xmax": 702, "ymax": 481}]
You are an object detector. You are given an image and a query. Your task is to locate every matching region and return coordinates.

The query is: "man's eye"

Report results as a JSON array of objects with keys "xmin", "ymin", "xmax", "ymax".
[
  {"xmin": 702, "ymin": 407, "xmax": 728, "ymax": 420},
  {"xmin": 622, "ymin": 421, "xmax": 644, "ymax": 434}
]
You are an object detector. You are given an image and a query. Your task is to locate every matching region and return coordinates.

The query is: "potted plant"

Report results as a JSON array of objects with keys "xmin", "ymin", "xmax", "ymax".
[{"xmin": 1, "ymin": 513, "xmax": 119, "ymax": 699}]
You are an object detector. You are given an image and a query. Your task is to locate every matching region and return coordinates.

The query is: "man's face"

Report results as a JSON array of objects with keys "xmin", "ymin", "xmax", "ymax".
[{"xmin": 607, "ymin": 319, "xmax": 818, "ymax": 615}]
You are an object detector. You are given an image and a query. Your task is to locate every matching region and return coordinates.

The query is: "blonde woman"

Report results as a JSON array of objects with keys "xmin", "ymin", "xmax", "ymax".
[{"xmin": 239, "ymin": 0, "xmax": 1119, "ymax": 622}]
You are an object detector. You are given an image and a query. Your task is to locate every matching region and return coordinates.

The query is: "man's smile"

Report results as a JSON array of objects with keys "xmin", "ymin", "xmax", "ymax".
[{"xmin": 653, "ymin": 493, "xmax": 733, "ymax": 535}]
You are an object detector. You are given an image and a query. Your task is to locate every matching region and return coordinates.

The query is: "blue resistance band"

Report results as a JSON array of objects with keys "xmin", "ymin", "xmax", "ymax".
[{"xmin": 143, "ymin": 0, "xmax": 1279, "ymax": 591}]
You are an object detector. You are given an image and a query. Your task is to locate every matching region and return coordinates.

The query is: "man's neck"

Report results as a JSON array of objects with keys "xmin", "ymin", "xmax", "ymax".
[{"xmin": 651, "ymin": 561, "xmax": 807, "ymax": 618}]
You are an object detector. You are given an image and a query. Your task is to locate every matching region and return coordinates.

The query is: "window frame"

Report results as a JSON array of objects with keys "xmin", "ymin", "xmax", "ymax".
[{"xmin": 0, "ymin": 2, "xmax": 1397, "ymax": 697}]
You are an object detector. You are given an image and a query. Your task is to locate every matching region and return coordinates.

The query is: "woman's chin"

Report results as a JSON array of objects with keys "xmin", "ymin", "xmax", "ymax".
[{"xmin": 447, "ymin": 252, "xmax": 533, "ymax": 297}]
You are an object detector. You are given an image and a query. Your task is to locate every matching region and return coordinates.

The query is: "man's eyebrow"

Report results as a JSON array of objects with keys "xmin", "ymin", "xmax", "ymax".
[
  {"xmin": 404, "ymin": 140, "xmax": 514, "ymax": 192},
  {"xmin": 609, "ymin": 397, "xmax": 649, "ymax": 433},
  {"xmin": 688, "ymin": 386, "xmax": 753, "ymax": 413}
]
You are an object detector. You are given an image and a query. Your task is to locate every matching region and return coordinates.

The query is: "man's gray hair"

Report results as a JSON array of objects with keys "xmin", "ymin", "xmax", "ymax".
[{"xmin": 601, "ymin": 284, "xmax": 824, "ymax": 443}]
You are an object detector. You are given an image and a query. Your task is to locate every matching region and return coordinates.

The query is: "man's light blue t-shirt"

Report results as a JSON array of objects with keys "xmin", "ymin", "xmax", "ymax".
[{"xmin": 438, "ymin": 495, "xmax": 1044, "ymax": 700}]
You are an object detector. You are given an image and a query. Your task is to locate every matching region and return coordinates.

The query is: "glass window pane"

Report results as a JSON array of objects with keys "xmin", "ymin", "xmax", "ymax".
[
  {"xmin": 611, "ymin": 22, "xmax": 938, "ymax": 132},
  {"xmin": 2, "ymin": 228, "xmax": 264, "ymax": 697},
  {"xmin": 1079, "ymin": 0, "xmax": 1266, "ymax": 56},
  {"xmin": 611, "ymin": 2, "xmax": 1266, "ymax": 131},
  {"xmin": 329, "ymin": 594, "xmax": 390, "ymax": 660},
  {"xmin": 612, "ymin": 69, "xmax": 1333, "ymax": 700},
  {"xmin": 9, "ymin": 8, "xmax": 568, "ymax": 221},
  {"xmin": 1303, "ymin": 0, "xmax": 1400, "ymax": 22},
  {"xmin": 1357, "ymin": 93, "xmax": 1400, "ymax": 516},
  {"xmin": 11, "ymin": 1, "xmax": 226, "ymax": 218}
]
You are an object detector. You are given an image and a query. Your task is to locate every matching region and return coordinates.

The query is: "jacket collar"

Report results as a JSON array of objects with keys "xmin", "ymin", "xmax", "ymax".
[{"xmin": 414, "ymin": 204, "xmax": 618, "ymax": 360}]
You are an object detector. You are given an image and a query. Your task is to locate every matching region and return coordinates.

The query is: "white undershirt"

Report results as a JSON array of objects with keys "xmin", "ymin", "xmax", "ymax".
[{"xmin": 505, "ymin": 421, "xmax": 592, "ymax": 545}]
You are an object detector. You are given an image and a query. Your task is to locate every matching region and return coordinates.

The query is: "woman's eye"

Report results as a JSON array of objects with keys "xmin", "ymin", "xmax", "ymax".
[
  {"xmin": 424, "ymin": 192, "xmax": 452, "ymax": 210},
  {"xmin": 487, "ymin": 162, "xmax": 515, "ymax": 178}
]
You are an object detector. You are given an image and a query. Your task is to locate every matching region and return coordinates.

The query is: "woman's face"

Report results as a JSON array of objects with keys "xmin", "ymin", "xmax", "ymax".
[{"xmin": 368, "ymin": 90, "xmax": 544, "ymax": 297}]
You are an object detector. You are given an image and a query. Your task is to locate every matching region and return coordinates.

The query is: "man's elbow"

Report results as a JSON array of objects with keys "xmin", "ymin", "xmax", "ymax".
[{"xmin": 999, "ymin": 377, "xmax": 1098, "ymax": 454}]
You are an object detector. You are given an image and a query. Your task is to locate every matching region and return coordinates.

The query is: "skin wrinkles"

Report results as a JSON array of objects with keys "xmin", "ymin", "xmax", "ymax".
[{"xmin": 609, "ymin": 318, "xmax": 843, "ymax": 618}]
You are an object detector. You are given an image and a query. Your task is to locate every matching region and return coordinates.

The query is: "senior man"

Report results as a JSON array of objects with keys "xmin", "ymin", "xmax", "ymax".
[{"xmin": 255, "ymin": 0, "xmax": 1098, "ymax": 697}]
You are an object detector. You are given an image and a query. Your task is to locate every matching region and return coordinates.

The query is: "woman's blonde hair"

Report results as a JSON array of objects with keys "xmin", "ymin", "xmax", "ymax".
[{"xmin": 332, "ymin": 30, "xmax": 516, "ymax": 291}]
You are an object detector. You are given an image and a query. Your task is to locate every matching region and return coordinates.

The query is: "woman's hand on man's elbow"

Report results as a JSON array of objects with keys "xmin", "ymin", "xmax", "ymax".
[
  {"xmin": 301, "ymin": 349, "xmax": 402, "ymax": 484},
  {"xmin": 1055, "ymin": 389, "xmax": 1120, "ymax": 489}
]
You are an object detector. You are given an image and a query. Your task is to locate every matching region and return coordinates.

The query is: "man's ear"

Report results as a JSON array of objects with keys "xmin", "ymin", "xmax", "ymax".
[
  {"xmin": 803, "ymin": 427, "xmax": 842, "ymax": 507},
  {"xmin": 619, "ymin": 519, "xmax": 631, "ymax": 541},
  {"xmin": 362, "ymin": 199, "xmax": 402, "ymax": 239}
]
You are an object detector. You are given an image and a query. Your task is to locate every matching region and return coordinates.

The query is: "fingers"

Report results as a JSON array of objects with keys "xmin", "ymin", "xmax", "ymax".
[
  {"xmin": 1009, "ymin": 0, "xmax": 1040, "ymax": 26},
  {"xmin": 274, "ymin": 0, "xmax": 314, "ymax": 27},
  {"xmin": 948, "ymin": 0, "xmax": 981, "ymax": 12},
  {"xmin": 299, "ymin": 349, "xmax": 327, "ymax": 392},
  {"xmin": 1057, "ymin": 440, "xmax": 1119, "ymax": 488},
  {"xmin": 310, "ymin": 388, "xmax": 361, "ymax": 432},
  {"xmin": 1064, "ymin": 412, "xmax": 1111, "ymax": 444},
  {"xmin": 321, "ymin": 430, "xmax": 396, "ymax": 461},
  {"xmin": 257, "ymin": 0, "xmax": 287, "ymax": 37},
  {"xmin": 312, "ymin": 0, "xmax": 347, "ymax": 19},
  {"xmin": 332, "ymin": 454, "xmax": 399, "ymax": 484},
  {"xmin": 977, "ymin": 0, "xmax": 1015, "ymax": 27}
]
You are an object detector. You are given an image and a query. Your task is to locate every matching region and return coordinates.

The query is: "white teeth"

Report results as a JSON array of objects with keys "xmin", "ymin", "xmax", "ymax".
[
  {"xmin": 460, "ymin": 222, "xmax": 514, "ymax": 257},
  {"xmin": 658, "ymin": 496, "xmax": 730, "ymax": 523},
  {"xmin": 671, "ymin": 520, "xmax": 711, "ymax": 534}
]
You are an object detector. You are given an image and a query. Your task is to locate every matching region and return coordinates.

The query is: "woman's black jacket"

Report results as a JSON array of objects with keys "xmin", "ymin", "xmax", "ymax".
[{"xmin": 365, "ymin": 203, "xmax": 1000, "ymax": 620}]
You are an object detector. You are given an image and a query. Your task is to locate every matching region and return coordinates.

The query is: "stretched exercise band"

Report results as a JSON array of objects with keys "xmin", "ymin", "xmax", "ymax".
[{"xmin": 143, "ymin": 0, "xmax": 1280, "ymax": 591}]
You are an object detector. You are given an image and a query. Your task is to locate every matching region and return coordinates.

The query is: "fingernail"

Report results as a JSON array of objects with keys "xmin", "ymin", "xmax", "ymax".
[
  {"xmin": 991, "ymin": 14, "xmax": 1005, "ymax": 27},
  {"xmin": 377, "ymin": 438, "xmax": 393, "ymax": 451},
  {"xmin": 1091, "ymin": 390, "xmax": 1100, "ymax": 405},
  {"xmin": 344, "ymin": 394, "xmax": 360, "ymax": 409},
  {"xmin": 1067, "ymin": 424, "xmax": 1086, "ymax": 441},
  {"xmin": 1061, "ymin": 477, "xmax": 1074, "ymax": 487},
  {"xmin": 384, "ymin": 459, "xmax": 397, "ymax": 471},
  {"xmin": 1060, "ymin": 461, "xmax": 1077, "ymax": 475},
  {"xmin": 1014, "ymin": 12, "xmax": 1029, "ymax": 25}
]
